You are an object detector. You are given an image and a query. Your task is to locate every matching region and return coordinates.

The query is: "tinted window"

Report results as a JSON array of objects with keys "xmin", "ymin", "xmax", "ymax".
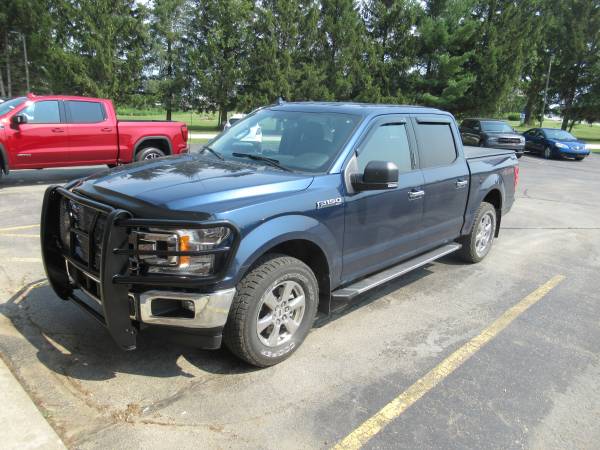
[
  {"xmin": 544, "ymin": 129, "xmax": 577, "ymax": 141},
  {"xmin": 480, "ymin": 121, "xmax": 513, "ymax": 133},
  {"xmin": 415, "ymin": 122, "xmax": 457, "ymax": 168},
  {"xmin": 21, "ymin": 101, "xmax": 61, "ymax": 124},
  {"xmin": 66, "ymin": 101, "xmax": 105, "ymax": 123},
  {"xmin": 357, "ymin": 123, "xmax": 412, "ymax": 173}
]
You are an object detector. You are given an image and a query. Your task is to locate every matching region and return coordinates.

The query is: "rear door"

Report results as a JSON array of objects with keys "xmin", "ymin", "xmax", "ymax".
[
  {"xmin": 342, "ymin": 115, "xmax": 426, "ymax": 281},
  {"xmin": 7, "ymin": 99, "xmax": 68, "ymax": 168},
  {"xmin": 412, "ymin": 116, "xmax": 470, "ymax": 247},
  {"xmin": 65, "ymin": 100, "xmax": 118, "ymax": 164}
]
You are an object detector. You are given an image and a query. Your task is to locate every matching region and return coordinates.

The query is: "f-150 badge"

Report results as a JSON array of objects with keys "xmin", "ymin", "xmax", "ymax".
[{"xmin": 316, "ymin": 197, "xmax": 343, "ymax": 209}]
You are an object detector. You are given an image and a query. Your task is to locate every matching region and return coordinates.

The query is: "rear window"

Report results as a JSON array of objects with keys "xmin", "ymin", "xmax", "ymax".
[
  {"xmin": 415, "ymin": 122, "xmax": 457, "ymax": 168},
  {"xmin": 66, "ymin": 101, "xmax": 106, "ymax": 123}
]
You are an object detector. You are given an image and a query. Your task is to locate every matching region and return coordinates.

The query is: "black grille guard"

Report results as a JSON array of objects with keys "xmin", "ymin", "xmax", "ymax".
[{"xmin": 41, "ymin": 185, "xmax": 238, "ymax": 350}]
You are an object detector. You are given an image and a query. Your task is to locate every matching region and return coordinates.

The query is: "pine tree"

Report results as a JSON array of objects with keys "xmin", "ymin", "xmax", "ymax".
[
  {"xmin": 150, "ymin": 0, "xmax": 190, "ymax": 119},
  {"xmin": 187, "ymin": 0, "xmax": 253, "ymax": 124},
  {"xmin": 319, "ymin": 0, "xmax": 378, "ymax": 101}
]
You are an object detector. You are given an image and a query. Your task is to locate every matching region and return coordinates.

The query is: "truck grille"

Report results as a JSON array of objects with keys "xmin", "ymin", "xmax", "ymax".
[
  {"xmin": 60, "ymin": 197, "xmax": 108, "ymax": 273},
  {"xmin": 498, "ymin": 138, "xmax": 521, "ymax": 144}
]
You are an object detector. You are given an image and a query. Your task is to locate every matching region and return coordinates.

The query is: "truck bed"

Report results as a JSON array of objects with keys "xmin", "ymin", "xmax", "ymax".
[{"xmin": 464, "ymin": 146, "xmax": 516, "ymax": 160}]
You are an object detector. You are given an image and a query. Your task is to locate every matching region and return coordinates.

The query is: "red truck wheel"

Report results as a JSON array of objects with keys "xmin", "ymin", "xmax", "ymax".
[{"xmin": 136, "ymin": 147, "xmax": 165, "ymax": 161}]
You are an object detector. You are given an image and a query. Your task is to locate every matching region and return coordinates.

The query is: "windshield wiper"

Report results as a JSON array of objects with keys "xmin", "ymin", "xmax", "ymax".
[
  {"xmin": 232, "ymin": 152, "xmax": 291, "ymax": 172},
  {"xmin": 201, "ymin": 145, "xmax": 224, "ymax": 160}
]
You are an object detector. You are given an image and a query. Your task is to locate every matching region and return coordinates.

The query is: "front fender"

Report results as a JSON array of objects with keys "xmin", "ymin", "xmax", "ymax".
[{"xmin": 225, "ymin": 214, "xmax": 340, "ymax": 287}]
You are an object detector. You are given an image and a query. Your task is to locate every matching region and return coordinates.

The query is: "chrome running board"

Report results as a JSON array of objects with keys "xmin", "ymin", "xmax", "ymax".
[{"xmin": 332, "ymin": 243, "xmax": 461, "ymax": 301}]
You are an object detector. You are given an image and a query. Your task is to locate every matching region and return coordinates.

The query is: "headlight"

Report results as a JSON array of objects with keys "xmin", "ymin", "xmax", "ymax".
[
  {"xmin": 555, "ymin": 142, "xmax": 568, "ymax": 149},
  {"xmin": 134, "ymin": 227, "xmax": 231, "ymax": 276}
]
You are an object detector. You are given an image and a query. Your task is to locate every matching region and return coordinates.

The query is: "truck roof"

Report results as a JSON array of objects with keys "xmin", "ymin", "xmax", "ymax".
[
  {"xmin": 26, "ymin": 94, "xmax": 109, "ymax": 102},
  {"xmin": 269, "ymin": 101, "xmax": 451, "ymax": 118}
]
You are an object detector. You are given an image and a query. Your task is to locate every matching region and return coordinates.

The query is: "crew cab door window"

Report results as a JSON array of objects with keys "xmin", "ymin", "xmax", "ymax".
[
  {"xmin": 414, "ymin": 123, "xmax": 457, "ymax": 168},
  {"xmin": 356, "ymin": 123, "xmax": 412, "ymax": 172},
  {"xmin": 65, "ymin": 101, "xmax": 106, "ymax": 123},
  {"xmin": 21, "ymin": 100, "xmax": 61, "ymax": 123}
]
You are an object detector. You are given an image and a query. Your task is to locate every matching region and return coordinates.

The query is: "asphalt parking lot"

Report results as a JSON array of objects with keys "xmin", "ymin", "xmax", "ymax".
[{"xmin": 1, "ymin": 153, "xmax": 599, "ymax": 449}]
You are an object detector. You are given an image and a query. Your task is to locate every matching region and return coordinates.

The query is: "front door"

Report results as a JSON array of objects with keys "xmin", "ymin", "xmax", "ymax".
[
  {"xmin": 7, "ymin": 100, "xmax": 69, "ymax": 168},
  {"xmin": 342, "ymin": 115, "xmax": 425, "ymax": 282},
  {"xmin": 412, "ymin": 116, "xmax": 470, "ymax": 248}
]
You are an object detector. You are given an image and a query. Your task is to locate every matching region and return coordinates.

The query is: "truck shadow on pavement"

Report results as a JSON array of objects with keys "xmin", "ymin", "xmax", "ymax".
[
  {"xmin": 1, "ymin": 257, "xmax": 456, "ymax": 382},
  {"xmin": 0, "ymin": 282, "xmax": 257, "ymax": 382}
]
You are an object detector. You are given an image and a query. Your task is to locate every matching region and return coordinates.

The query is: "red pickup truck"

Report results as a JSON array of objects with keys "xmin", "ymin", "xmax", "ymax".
[{"xmin": 0, "ymin": 94, "xmax": 188, "ymax": 179}]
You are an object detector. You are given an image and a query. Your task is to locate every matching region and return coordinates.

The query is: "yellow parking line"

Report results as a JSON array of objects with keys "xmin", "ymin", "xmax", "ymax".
[
  {"xmin": 0, "ymin": 224, "xmax": 39, "ymax": 232},
  {"xmin": 333, "ymin": 274, "xmax": 566, "ymax": 450},
  {"xmin": 0, "ymin": 233, "xmax": 40, "ymax": 238},
  {"xmin": 7, "ymin": 257, "xmax": 43, "ymax": 263},
  {"xmin": 13, "ymin": 280, "xmax": 47, "ymax": 305}
]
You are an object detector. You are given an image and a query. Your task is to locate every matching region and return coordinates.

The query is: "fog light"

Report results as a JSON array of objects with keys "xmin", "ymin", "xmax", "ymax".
[{"xmin": 182, "ymin": 300, "xmax": 195, "ymax": 313}]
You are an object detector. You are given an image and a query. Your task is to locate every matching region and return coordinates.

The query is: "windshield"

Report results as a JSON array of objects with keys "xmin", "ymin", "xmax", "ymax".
[
  {"xmin": 0, "ymin": 97, "xmax": 26, "ymax": 116},
  {"xmin": 480, "ymin": 121, "xmax": 513, "ymax": 133},
  {"xmin": 544, "ymin": 129, "xmax": 577, "ymax": 141},
  {"xmin": 199, "ymin": 109, "xmax": 362, "ymax": 173}
]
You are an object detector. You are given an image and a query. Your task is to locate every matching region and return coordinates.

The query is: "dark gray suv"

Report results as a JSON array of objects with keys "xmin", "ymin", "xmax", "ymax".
[{"xmin": 459, "ymin": 118, "xmax": 524, "ymax": 158}]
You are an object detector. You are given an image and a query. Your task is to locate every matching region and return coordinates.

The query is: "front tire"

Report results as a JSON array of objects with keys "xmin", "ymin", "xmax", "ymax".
[
  {"xmin": 136, "ymin": 147, "xmax": 165, "ymax": 161},
  {"xmin": 458, "ymin": 202, "xmax": 497, "ymax": 263},
  {"xmin": 575, "ymin": 156, "xmax": 585, "ymax": 161},
  {"xmin": 224, "ymin": 254, "xmax": 318, "ymax": 367},
  {"xmin": 543, "ymin": 146, "xmax": 552, "ymax": 159}
]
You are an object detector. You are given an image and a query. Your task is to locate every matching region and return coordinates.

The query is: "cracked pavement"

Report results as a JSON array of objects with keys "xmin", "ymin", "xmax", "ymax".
[{"xmin": 1, "ymin": 154, "xmax": 599, "ymax": 449}]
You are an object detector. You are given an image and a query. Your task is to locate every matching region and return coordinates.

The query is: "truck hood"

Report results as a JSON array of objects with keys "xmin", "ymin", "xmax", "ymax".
[{"xmin": 73, "ymin": 154, "xmax": 314, "ymax": 216}]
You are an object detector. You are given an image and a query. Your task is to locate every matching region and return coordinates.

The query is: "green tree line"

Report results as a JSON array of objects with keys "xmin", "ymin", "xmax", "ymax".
[{"xmin": 1, "ymin": 0, "xmax": 599, "ymax": 129}]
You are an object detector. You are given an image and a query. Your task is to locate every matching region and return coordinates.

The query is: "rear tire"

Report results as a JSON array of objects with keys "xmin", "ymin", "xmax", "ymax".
[
  {"xmin": 136, "ymin": 147, "xmax": 165, "ymax": 161},
  {"xmin": 224, "ymin": 254, "xmax": 318, "ymax": 367},
  {"xmin": 458, "ymin": 202, "xmax": 497, "ymax": 263}
]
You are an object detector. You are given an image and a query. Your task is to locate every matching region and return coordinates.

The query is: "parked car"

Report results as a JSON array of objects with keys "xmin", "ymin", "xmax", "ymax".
[
  {"xmin": 41, "ymin": 102, "xmax": 518, "ymax": 367},
  {"xmin": 523, "ymin": 127, "xmax": 589, "ymax": 160},
  {"xmin": 0, "ymin": 94, "xmax": 188, "ymax": 180},
  {"xmin": 459, "ymin": 118, "xmax": 525, "ymax": 157}
]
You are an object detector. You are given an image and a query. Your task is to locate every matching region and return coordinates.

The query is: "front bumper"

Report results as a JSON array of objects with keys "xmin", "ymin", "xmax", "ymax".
[{"xmin": 41, "ymin": 186, "xmax": 236, "ymax": 350}]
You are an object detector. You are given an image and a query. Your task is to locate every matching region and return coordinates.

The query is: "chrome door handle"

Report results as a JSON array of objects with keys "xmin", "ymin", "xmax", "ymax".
[
  {"xmin": 456, "ymin": 179, "xmax": 469, "ymax": 188},
  {"xmin": 408, "ymin": 189, "xmax": 425, "ymax": 200}
]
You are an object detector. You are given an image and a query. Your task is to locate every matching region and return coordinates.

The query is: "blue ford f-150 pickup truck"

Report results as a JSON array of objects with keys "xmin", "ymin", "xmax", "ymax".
[{"xmin": 41, "ymin": 102, "xmax": 519, "ymax": 366}]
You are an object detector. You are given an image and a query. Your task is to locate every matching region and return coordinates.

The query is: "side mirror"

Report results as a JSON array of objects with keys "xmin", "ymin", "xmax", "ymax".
[
  {"xmin": 11, "ymin": 114, "xmax": 28, "ymax": 126},
  {"xmin": 352, "ymin": 160, "xmax": 399, "ymax": 191}
]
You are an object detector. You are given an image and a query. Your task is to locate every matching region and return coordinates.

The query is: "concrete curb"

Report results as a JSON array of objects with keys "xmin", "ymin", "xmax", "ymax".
[{"xmin": 0, "ymin": 356, "xmax": 66, "ymax": 450}]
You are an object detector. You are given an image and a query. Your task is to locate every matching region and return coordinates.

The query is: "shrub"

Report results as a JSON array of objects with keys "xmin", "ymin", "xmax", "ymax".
[{"xmin": 506, "ymin": 112, "xmax": 521, "ymax": 121}]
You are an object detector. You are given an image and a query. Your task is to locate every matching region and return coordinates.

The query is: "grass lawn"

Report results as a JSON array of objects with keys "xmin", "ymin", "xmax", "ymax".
[
  {"xmin": 117, "ymin": 109, "xmax": 219, "ymax": 132},
  {"xmin": 507, "ymin": 119, "xmax": 600, "ymax": 144}
]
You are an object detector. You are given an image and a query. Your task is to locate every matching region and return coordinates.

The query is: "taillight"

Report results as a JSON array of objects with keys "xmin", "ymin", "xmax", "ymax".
[
  {"xmin": 514, "ymin": 165, "xmax": 519, "ymax": 189},
  {"xmin": 181, "ymin": 125, "xmax": 188, "ymax": 142}
]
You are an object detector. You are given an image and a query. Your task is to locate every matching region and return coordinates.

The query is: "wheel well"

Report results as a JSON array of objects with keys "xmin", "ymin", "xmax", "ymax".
[
  {"xmin": 483, "ymin": 189, "xmax": 502, "ymax": 236},
  {"xmin": 135, "ymin": 138, "xmax": 171, "ymax": 156},
  {"xmin": 267, "ymin": 239, "xmax": 331, "ymax": 313}
]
